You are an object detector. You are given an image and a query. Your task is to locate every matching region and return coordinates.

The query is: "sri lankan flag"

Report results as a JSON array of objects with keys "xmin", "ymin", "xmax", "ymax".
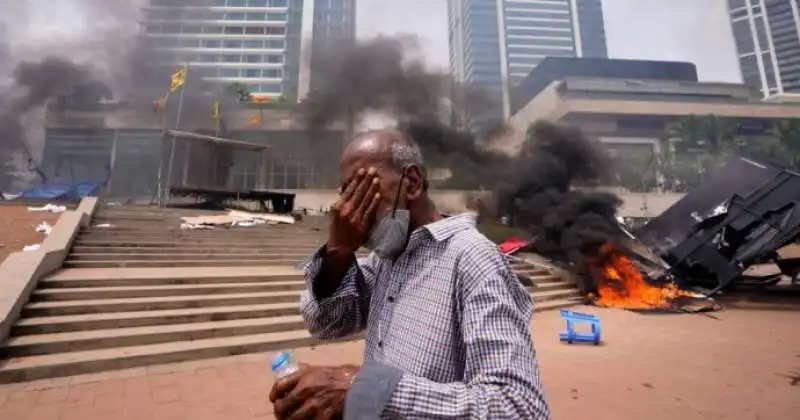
[{"xmin": 169, "ymin": 64, "xmax": 188, "ymax": 93}]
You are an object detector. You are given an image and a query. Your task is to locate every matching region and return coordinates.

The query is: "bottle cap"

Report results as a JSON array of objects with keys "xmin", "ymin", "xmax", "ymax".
[{"xmin": 271, "ymin": 351, "xmax": 290, "ymax": 371}]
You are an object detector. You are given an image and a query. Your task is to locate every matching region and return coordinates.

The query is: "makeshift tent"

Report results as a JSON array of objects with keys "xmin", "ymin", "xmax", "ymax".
[{"xmin": 17, "ymin": 181, "xmax": 100, "ymax": 202}]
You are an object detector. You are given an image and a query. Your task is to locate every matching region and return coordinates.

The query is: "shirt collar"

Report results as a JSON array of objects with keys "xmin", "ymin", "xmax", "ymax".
[{"xmin": 421, "ymin": 212, "xmax": 478, "ymax": 242}]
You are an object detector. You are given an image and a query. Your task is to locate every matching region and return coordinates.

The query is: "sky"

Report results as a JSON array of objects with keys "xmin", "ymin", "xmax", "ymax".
[
  {"xmin": 358, "ymin": 0, "xmax": 741, "ymax": 83},
  {"xmin": 24, "ymin": 0, "xmax": 741, "ymax": 83}
]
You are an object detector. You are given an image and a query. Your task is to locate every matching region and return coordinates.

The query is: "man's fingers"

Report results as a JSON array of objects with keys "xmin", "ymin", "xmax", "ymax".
[
  {"xmin": 349, "ymin": 167, "xmax": 377, "ymax": 206},
  {"xmin": 354, "ymin": 177, "xmax": 380, "ymax": 217},
  {"xmin": 362, "ymin": 192, "xmax": 381, "ymax": 223},
  {"xmin": 285, "ymin": 398, "xmax": 324, "ymax": 420},
  {"xmin": 269, "ymin": 371, "xmax": 302, "ymax": 402},
  {"xmin": 340, "ymin": 168, "xmax": 365, "ymax": 201}
]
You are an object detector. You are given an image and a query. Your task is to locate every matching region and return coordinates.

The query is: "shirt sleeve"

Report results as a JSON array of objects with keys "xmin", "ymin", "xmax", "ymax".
[
  {"xmin": 299, "ymin": 246, "xmax": 379, "ymax": 340},
  {"xmin": 347, "ymin": 239, "xmax": 551, "ymax": 419}
]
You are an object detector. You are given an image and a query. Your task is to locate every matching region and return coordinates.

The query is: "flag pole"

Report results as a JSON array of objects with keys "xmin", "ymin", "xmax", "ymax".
[{"xmin": 164, "ymin": 63, "xmax": 188, "ymax": 206}]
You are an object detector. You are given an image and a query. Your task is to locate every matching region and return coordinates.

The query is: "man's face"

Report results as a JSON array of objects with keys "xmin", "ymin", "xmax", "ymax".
[{"xmin": 338, "ymin": 155, "xmax": 401, "ymax": 229}]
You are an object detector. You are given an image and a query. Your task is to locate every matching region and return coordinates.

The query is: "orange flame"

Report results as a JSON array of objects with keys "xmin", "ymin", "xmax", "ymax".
[{"xmin": 590, "ymin": 243, "xmax": 693, "ymax": 309}]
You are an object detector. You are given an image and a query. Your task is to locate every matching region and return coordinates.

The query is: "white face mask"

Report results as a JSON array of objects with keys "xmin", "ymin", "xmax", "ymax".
[
  {"xmin": 364, "ymin": 209, "xmax": 410, "ymax": 259},
  {"xmin": 363, "ymin": 168, "xmax": 411, "ymax": 259}
]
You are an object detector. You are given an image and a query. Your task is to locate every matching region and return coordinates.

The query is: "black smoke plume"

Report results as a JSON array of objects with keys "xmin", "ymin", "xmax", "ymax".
[
  {"xmin": 301, "ymin": 35, "xmax": 493, "ymax": 132},
  {"xmin": 305, "ymin": 35, "xmax": 623, "ymax": 287},
  {"xmin": 0, "ymin": 0, "xmax": 244, "ymax": 187},
  {"xmin": 401, "ymin": 119, "xmax": 623, "ymax": 293}
]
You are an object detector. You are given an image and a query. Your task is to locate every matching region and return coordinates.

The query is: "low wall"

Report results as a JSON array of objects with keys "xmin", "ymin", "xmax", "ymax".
[
  {"xmin": 284, "ymin": 189, "xmax": 684, "ymax": 218},
  {"xmin": 0, "ymin": 197, "xmax": 98, "ymax": 343}
]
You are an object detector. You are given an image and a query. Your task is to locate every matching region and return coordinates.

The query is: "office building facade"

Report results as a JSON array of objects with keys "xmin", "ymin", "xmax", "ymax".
[
  {"xmin": 728, "ymin": 0, "xmax": 800, "ymax": 96},
  {"xmin": 447, "ymin": 0, "xmax": 607, "ymax": 129},
  {"xmin": 141, "ymin": 0, "xmax": 355, "ymax": 102}
]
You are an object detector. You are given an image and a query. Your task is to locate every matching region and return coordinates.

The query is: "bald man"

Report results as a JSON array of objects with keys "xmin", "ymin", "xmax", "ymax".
[{"xmin": 269, "ymin": 131, "xmax": 550, "ymax": 420}]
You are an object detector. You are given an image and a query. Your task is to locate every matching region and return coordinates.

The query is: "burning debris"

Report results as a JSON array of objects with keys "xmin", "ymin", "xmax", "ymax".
[{"xmin": 589, "ymin": 242, "xmax": 702, "ymax": 310}]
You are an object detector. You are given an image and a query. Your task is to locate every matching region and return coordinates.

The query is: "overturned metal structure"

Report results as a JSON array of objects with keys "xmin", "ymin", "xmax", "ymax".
[{"xmin": 635, "ymin": 157, "xmax": 800, "ymax": 292}]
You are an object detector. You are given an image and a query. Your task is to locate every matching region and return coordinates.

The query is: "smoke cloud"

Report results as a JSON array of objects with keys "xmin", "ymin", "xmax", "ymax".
[
  {"xmin": 301, "ymin": 35, "xmax": 493, "ymax": 133},
  {"xmin": 304, "ymin": 35, "xmax": 623, "ymax": 280},
  {"xmin": 0, "ymin": 0, "xmax": 242, "ymax": 187}
]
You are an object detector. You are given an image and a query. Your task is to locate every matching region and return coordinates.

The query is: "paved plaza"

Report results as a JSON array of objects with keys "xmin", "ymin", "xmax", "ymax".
[{"xmin": 1, "ymin": 303, "xmax": 798, "ymax": 419}]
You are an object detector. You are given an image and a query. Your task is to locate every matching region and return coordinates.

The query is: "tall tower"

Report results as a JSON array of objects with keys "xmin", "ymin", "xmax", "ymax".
[
  {"xmin": 448, "ymin": 0, "xmax": 607, "ymax": 130},
  {"xmin": 140, "ymin": 0, "xmax": 315, "ymax": 102},
  {"xmin": 727, "ymin": 0, "xmax": 800, "ymax": 97},
  {"xmin": 308, "ymin": 0, "xmax": 357, "ymax": 93}
]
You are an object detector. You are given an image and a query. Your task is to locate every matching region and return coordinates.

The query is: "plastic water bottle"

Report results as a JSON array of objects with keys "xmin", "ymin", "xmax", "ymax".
[{"xmin": 271, "ymin": 351, "xmax": 299, "ymax": 378}]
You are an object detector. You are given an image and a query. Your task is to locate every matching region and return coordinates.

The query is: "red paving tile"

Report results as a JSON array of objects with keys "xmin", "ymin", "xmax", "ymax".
[{"xmin": 1, "ymin": 305, "xmax": 798, "ymax": 419}]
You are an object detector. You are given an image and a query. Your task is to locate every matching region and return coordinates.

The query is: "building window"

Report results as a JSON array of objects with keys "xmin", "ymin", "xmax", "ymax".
[
  {"xmin": 202, "ymin": 39, "xmax": 222, "ymax": 48},
  {"xmin": 260, "ymin": 83, "xmax": 282, "ymax": 92},
  {"xmin": 223, "ymin": 54, "xmax": 241, "ymax": 62},
  {"xmin": 244, "ymin": 40, "xmax": 264, "ymax": 48},
  {"xmin": 225, "ymin": 13, "xmax": 246, "ymax": 21},
  {"xmin": 265, "ymin": 27, "xmax": 286, "ymax": 35},
  {"xmin": 203, "ymin": 26, "xmax": 223, "ymax": 34},
  {"xmin": 223, "ymin": 40, "xmax": 242, "ymax": 48},
  {"xmin": 244, "ymin": 54, "xmax": 262, "ymax": 63},
  {"xmin": 245, "ymin": 26, "xmax": 266, "ymax": 35},
  {"xmin": 265, "ymin": 54, "xmax": 283, "ymax": 63},
  {"xmin": 247, "ymin": 13, "xmax": 267, "ymax": 21},
  {"xmin": 220, "ymin": 68, "xmax": 240, "ymax": 77},
  {"xmin": 243, "ymin": 69, "xmax": 261, "ymax": 78},
  {"xmin": 224, "ymin": 26, "xmax": 245, "ymax": 34}
]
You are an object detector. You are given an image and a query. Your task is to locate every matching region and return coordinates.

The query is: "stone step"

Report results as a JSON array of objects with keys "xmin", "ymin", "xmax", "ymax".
[
  {"xmin": 13, "ymin": 303, "xmax": 301, "ymax": 335},
  {"xmin": 533, "ymin": 297, "xmax": 583, "ymax": 312},
  {"xmin": 63, "ymin": 259, "xmax": 307, "ymax": 268},
  {"xmin": 41, "ymin": 270, "xmax": 304, "ymax": 288},
  {"xmin": 72, "ymin": 240, "xmax": 324, "ymax": 249},
  {"xmin": 3, "ymin": 316, "xmax": 307, "ymax": 357},
  {"xmin": 79, "ymin": 229, "xmax": 327, "ymax": 237},
  {"xmin": 66, "ymin": 253, "xmax": 311, "ymax": 262},
  {"xmin": 22, "ymin": 291, "xmax": 304, "ymax": 317},
  {"xmin": 72, "ymin": 245, "xmax": 322, "ymax": 254},
  {"xmin": 76, "ymin": 235, "xmax": 328, "ymax": 246},
  {"xmin": 530, "ymin": 281, "xmax": 576, "ymax": 292},
  {"xmin": 0, "ymin": 329, "xmax": 321, "ymax": 383},
  {"xmin": 31, "ymin": 282, "xmax": 308, "ymax": 301},
  {"xmin": 529, "ymin": 288, "xmax": 582, "ymax": 302}
]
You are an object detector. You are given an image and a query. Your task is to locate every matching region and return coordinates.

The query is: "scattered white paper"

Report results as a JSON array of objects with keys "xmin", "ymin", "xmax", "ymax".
[
  {"xmin": 27, "ymin": 203, "xmax": 67, "ymax": 213},
  {"xmin": 35, "ymin": 222, "xmax": 53, "ymax": 235},
  {"xmin": 180, "ymin": 222, "xmax": 215, "ymax": 230},
  {"xmin": 23, "ymin": 244, "xmax": 41, "ymax": 252},
  {"xmin": 94, "ymin": 223, "xmax": 114, "ymax": 228}
]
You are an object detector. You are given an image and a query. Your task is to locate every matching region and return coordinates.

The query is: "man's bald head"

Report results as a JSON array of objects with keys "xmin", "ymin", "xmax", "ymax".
[{"xmin": 342, "ymin": 130, "xmax": 424, "ymax": 174}]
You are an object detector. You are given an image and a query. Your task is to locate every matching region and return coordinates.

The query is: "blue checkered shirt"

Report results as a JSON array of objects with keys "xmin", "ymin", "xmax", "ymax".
[{"xmin": 300, "ymin": 213, "xmax": 550, "ymax": 419}]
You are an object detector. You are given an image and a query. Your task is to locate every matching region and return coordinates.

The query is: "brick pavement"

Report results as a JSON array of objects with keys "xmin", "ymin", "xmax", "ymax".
[{"xmin": 1, "ymin": 304, "xmax": 799, "ymax": 419}]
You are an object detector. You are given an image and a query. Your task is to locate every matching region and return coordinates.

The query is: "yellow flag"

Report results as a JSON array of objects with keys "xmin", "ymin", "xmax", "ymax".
[
  {"xmin": 248, "ymin": 110, "xmax": 262, "ymax": 127},
  {"xmin": 169, "ymin": 64, "xmax": 187, "ymax": 93},
  {"xmin": 211, "ymin": 100, "xmax": 220, "ymax": 120}
]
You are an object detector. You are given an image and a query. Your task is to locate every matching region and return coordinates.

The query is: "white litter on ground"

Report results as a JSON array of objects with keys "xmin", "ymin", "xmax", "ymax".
[
  {"xmin": 27, "ymin": 203, "xmax": 67, "ymax": 213},
  {"xmin": 35, "ymin": 222, "xmax": 53, "ymax": 235},
  {"xmin": 94, "ymin": 223, "xmax": 114, "ymax": 228},
  {"xmin": 179, "ymin": 210, "xmax": 295, "ymax": 230},
  {"xmin": 23, "ymin": 244, "xmax": 41, "ymax": 252}
]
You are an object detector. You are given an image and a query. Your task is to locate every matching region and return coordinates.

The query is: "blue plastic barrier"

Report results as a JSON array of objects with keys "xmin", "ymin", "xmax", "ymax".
[
  {"xmin": 19, "ymin": 181, "xmax": 100, "ymax": 202},
  {"xmin": 559, "ymin": 309, "xmax": 602, "ymax": 345}
]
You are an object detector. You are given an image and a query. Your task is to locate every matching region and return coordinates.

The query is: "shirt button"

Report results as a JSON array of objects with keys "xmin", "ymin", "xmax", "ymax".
[{"xmin": 387, "ymin": 296, "xmax": 395, "ymax": 303}]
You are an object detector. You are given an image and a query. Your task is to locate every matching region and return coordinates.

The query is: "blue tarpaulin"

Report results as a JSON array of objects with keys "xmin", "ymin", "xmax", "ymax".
[{"xmin": 18, "ymin": 181, "xmax": 100, "ymax": 202}]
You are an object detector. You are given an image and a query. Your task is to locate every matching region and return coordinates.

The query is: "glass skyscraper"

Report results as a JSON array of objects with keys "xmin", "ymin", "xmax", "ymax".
[
  {"xmin": 141, "ymin": 0, "xmax": 355, "ymax": 102},
  {"xmin": 728, "ymin": 0, "xmax": 800, "ymax": 96},
  {"xmin": 448, "ymin": 0, "xmax": 607, "ymax": 129}
]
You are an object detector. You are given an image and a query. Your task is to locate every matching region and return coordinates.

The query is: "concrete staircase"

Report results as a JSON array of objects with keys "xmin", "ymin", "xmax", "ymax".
[{"xmin": 0, "ymin": 205, "xmax": 580, "ymax": 383}]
